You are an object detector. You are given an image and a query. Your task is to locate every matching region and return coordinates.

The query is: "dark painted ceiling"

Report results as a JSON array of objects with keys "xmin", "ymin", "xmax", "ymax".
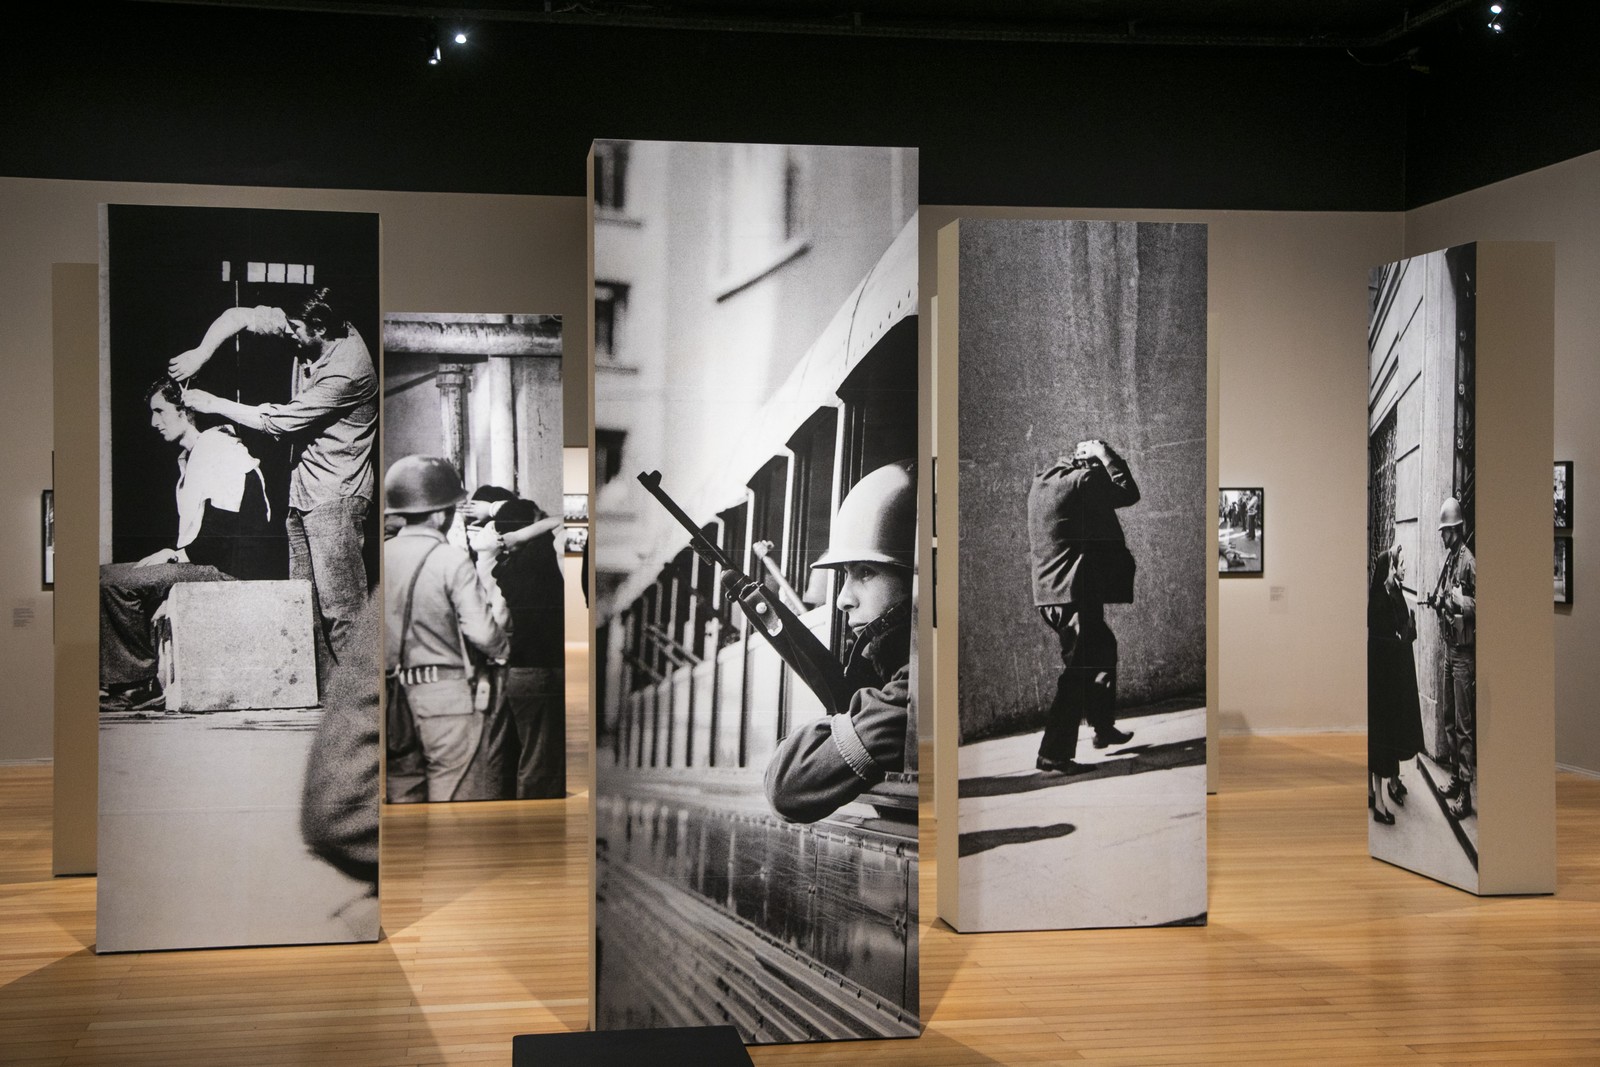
[{"xmin": 142, "ymin": 0, "xmax": 1493, "ymax": 47}]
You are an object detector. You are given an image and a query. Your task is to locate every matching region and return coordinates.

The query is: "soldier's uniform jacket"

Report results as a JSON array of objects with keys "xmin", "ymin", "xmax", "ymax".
[
  {"xmin": 764, "ymin": 598, "xmax": 911, "ymax": 824},
  {"xmin": 1028, "ymin": 447, "xmax": 1141, "ymax": 607},
  {"xmin": 1439, "ymin": 543, "xmax": 1477, "ymax": 648}
]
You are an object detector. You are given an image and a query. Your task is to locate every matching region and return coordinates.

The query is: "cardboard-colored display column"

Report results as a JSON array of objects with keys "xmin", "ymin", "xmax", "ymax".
[
  {"xmin": 935, "ymin": 218, "xmax": 1212, "ymax": 932},
  {"xmin": 1365, "ymin": 242, "xmax": 1554, "ymax": 895}
]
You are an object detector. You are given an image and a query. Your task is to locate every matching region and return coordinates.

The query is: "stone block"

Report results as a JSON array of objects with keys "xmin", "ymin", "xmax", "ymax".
[{"xmin": 166, "ymin": 580, "xmax": 318, "ymax": 711}]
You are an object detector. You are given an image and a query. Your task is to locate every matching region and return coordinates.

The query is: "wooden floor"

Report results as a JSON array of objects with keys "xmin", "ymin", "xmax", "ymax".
[{"xmin": 5, "ymin": 687, "xmax": 1600, "ymax": 1064}]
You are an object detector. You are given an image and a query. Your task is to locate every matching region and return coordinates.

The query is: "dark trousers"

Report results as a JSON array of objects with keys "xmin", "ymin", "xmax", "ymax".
[
  {"xmin": 1038, "ymin": 602, "xmax": 1119, "ymax": 762},
  {"xmin": 508, "ymin": 667, "xmax": 566, "ymax": 798},
  {"xmin": 99, "ymin": 562, "xmax": 230, "ymax": 688},
  {"xmin": 1442, "ymin": 643, "xmax": 1476, "ymax": 784}
]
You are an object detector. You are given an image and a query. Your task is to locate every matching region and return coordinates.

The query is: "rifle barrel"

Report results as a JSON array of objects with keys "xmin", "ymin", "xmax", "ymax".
[{"xmin": 637, "ymin": 470, "xmax": 735, "ymax": 571}]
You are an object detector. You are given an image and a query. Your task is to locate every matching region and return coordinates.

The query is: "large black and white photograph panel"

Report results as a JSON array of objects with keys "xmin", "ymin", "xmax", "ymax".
[
  {"xmin": 1367, "ymin": 243, "xmax": 1479, "ymax": 893},
  {"xmin": 97, "ymin": 204, "xmax": 381, "ymax": 951},
  {"xmin": 382, "ymin": 313, "xmax": 565, "ymax": 803},
  {"xmin": 954, "ymin": 220, "xmax": 1208, "ymax": 931},
  {"xmin": 1218, "ymin": 488, "xmax": 1264, "ymax": 574},
  {"xmin": 591, "ymin": 140, "xmax": 920, "ymax": 1043}
]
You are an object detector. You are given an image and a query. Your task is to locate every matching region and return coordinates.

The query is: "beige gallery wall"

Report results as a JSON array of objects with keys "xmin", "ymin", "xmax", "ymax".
[
  {"xmin": 12, "ymin": 157, "xmax": 1597, "ymax": 780},
  {"xmin": 0, "ymin": 176, "xmax": 588, "ymax": 767},
  {"xmin": 1405, "ymin": 147, "xmax": 1600, "ymax": 776}
]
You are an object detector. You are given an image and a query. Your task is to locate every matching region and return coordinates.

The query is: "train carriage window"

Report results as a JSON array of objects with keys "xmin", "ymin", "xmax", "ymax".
[
  {"xmin": 690, "ymin": 527, "xmax": 718, "ymax": 659},
  {"xmin": 714, "ymin": 502, "xmax": 748, "ymax": 647},
  {"xmin": 747, "ymin": 456, "xmax": 790, "ymax": 603},
  {"xmin": 836, "ymin": 318, "xmax": 918, "ymax": 487},
  {"xmin": 786, "ymin": 408, "xmax": 839, "ymax": 608}
]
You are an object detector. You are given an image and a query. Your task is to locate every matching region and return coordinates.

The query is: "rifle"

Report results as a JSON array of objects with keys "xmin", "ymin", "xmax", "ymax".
[{"xmin": 637, "ymin": 470, "xmax": 857, "ymax": 715}]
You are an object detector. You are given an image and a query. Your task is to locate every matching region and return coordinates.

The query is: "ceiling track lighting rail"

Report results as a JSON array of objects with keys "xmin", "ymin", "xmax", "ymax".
[{"xmin": 132, "ymin": 0, "xmax": 1487, "ymax": 51}]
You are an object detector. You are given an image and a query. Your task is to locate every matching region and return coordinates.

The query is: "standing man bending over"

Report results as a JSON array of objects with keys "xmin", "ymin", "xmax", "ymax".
[
  {"xmin": 1028, "ymin": 439, "xmax": 1140, "ymax": 774},
  {"xmin": 169, "ymin": 288, "xmax": 376, "ymax": 663}
]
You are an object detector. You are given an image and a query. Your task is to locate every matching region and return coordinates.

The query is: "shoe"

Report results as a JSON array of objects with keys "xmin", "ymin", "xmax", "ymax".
[
  {"xmin": 1447, "ymin": 797, "xmax": 1473, "ymax": 820},
  {"xmin": 1435, "ymin": 777, "xmax": 1463, "ymax": 801},
  {"xmin": 1036, "ymin": 755, "xmax": 1090, "ymax": 775},
  {"xmin": 100, "ymin": 678, "xmax": 160, "ymax": 711},
  {"xmin": 1369, "ymin": 789, "xmax": 1376, "ymax": 810},
  {"xmin": 1092, "ymin": 727, "xmax": 1133, "ymax": 749},
  {"xmin": 1387, "ymin": 779, "xmax": 1405, "ymax": 807},
  {"xmin": 1373, "ymin": 808, "xmax": 1395, "ymax": 825}
]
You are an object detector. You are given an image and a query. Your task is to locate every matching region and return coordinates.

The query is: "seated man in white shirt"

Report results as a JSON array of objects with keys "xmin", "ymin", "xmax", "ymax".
[{"xmin": 100, "ymin": 378, "xmax": 273, "ymax": 710}]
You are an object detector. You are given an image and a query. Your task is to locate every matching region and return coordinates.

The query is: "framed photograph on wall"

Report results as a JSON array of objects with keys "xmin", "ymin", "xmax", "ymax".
[
  {"xmin": 41, "ymin": 489, "xmax": 53, "ymax": 588},
  {"xmin": 562, "ymin": 493, "xmax": 588, "ymax": 524},
  {"xmin": 1556, "ymin": 536, "xmax": 1573, "ymax": 605},
  {"xmin": 563, "ymin": 524, "xmax": 587, "ymax": 556},
  {"xmin": 1219, "ymin": 487, "xmax": 1264, "ymax": 575},
  {"xmin": 1554, "ymin": 461, "xmax": 1572, "ymax": 529}
]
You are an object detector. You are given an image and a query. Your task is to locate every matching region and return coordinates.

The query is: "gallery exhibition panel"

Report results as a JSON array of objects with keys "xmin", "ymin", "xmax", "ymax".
[
  {"xmin": 1366, "ymin": 241, "xmax": 1555, "ymax": 896},
  {"xmin": 934, "ymin": 218, "xmax": 1209, "ymax": 932},
  {"xmin": 382, "ymin": 312, "xmax": 568, "ymax": 805},
  {"xmin": 96, "ymin": 204, "xmax": 383, "ymax": 951},
  {"xmin": 590, "ymin": 140, "xmax": 921, "ymax": 1042}
]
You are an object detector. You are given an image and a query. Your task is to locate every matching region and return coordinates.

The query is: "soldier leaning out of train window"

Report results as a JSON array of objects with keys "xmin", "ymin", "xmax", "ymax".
[{"xmin": 762, "ymin": 462, "xmax": 915, "ymax": 823}]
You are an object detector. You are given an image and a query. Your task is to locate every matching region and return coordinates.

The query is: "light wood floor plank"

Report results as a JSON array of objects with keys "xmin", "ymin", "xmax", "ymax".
[{"xmin": 2, "ymin": 658, "xmax": 1599, "ymax": 1064}]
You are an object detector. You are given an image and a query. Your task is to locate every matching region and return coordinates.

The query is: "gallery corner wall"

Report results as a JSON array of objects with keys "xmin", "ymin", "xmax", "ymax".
[{"xmin": 1404, "ymin": 147, "xmax": 1600, "ymax": 777}]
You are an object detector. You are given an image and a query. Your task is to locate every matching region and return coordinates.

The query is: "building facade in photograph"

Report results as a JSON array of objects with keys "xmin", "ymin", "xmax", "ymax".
[
  {"xmin": 1367, "ymin": 244, "xmax": 1479, "ymax": 891},
  {"xmin": 592, "ymin": 140, "xmax": 920, "ymax": 1042}
]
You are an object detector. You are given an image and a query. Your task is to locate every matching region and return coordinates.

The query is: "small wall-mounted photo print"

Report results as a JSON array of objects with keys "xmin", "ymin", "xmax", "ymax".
[
  {"xmin": 1556, "ymin": 536, "xmax": 1573, "ymax": 605},
  {"xmin": 1218, "ymin": 488, "xmax": 1264, "ymax": 574},
  {"xmin": 1554, "ymin": 461, "xmax": 1573, "ymax": 529},
  {"xmin": 41, "ymin": 489, "xmax": 54, "ymax": 588},
  {"xmin": 562, "ymin": 493, "xmax": 589, "ymax": 524},
  {"xmin": 564, "ymin": 525, "xmax": 588, "ymax": 556}
]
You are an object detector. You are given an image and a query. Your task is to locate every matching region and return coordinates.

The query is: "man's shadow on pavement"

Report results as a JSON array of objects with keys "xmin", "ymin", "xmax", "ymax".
[{"xmin": 958, "ymin": 736, "xmax": 1207, "ymax": 800}]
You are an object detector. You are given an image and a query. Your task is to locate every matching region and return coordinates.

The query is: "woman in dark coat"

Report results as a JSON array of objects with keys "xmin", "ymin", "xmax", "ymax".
[{"xmin": 1369, "ymin": 543, "xmax": 1426, "ymax": 825}]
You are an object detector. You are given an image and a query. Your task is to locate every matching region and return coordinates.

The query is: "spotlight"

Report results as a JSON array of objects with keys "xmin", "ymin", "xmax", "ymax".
[
  {"xmin": 1489, "ymin": 21, "xmax": 1503, "ymax": 32},
  {"xmin": 454, "ymin": 32, "xmax": 468, "ymax": 44},
  {"xmin": 428, "ymin": 45, "xmax": 441, "ymax": 65},
  {"xmin": 1490, "ymin": 2, "xmax": 1501, "ymax": 11}
]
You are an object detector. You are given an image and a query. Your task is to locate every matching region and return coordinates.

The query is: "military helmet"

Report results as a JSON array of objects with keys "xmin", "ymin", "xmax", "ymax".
[
  {"xmin": 814, "ymin": 461, "xmax": 916, "ymax": 570},
  {"xmin": 384, "ymin": 455, "xmax": 466, "ymax": 515},
  {"xmin": 1438, "ymin": 497, "xmax": 1465, "ymax": 529}
]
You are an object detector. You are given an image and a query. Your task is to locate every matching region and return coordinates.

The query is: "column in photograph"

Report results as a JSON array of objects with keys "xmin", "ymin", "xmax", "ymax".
[{"xmin": 591, "ymin": 140, "xmax": 920, "ymax": 1043}]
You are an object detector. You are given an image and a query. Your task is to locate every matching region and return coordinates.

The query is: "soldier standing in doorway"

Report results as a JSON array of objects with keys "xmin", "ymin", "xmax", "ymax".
[{"xmin": 1425, "ymin": 496, "xmax": 1476, "ymax": 820}]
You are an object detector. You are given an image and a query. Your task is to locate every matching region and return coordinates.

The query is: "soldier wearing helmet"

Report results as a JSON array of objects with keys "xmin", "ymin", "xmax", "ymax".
[
  {"xmin": 764, "ymin": 461, "xmax": 916, "ymax": 823},
  {"xmin": 383, "ymin": 455, "xmax": 510, "ymax": 803},
  {"xmin": 1425, "ymin": 495, "xmax": 1476, "ymax": 819},
  {"xmin": 1028, "ymin": 439, "xmax": 1140, "ymax": 774}
]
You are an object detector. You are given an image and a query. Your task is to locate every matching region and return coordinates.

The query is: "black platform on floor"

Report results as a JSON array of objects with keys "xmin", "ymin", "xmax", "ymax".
[{"xmin": 512, "ymin": 1026, "xmax": 753, "ymax": 1066}]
